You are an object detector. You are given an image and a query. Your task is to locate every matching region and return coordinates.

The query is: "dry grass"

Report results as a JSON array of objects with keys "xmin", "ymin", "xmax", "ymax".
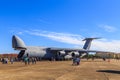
[{"xmin": 0, "ymin": 59, "xmax": 120, "ymax": 80}]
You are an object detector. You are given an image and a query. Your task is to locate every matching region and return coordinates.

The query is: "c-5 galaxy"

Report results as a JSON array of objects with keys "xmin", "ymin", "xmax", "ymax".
[{"xmin": 12, "ymin": 35, "xmax": 100, "ymax": 60}]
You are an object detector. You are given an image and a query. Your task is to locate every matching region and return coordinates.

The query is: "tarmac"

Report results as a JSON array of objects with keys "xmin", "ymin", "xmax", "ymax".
[{"xmin": 0, "ymin": 59, "xmax": 120, "ymax": 80}]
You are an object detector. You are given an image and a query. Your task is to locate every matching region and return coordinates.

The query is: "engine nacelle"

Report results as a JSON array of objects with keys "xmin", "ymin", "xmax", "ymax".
[
  {"xmin": 71, "ymin": 51, "xmax": 80, "ymax": 57},
  {"xmin": 57, "ymin": 51, "xmax": 66, "ymax": 56},
  {"xmin": 64, "ymin": 55, "xmax": 72, "ymax": 59}
]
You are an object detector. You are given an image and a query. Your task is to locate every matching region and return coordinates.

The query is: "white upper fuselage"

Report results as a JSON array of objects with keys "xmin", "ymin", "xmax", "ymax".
[{"xmin": 23, "ymin": 46, "xmax": 47, "ymax": 57}]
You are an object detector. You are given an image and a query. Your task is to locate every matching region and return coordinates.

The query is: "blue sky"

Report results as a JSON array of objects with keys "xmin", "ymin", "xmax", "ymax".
[{"xmin": 0, "ymin": 0, "xmax": 120, "ymax": 53}]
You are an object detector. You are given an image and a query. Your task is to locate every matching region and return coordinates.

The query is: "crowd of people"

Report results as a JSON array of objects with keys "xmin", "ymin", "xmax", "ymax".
[
  {"xmin": 0, "ymin": 56, "xmax": 81, "ymax": 66},
  {"xmin": 1, "ymin": 57, "xmax": 15, "ymax": 64},
  {"xmin": 23, "ymin": 57, "xmax": 37, "ymax": 65},
  {"xmin": 0, "ymin": 53, "xmax": 82, "ymax": 66},
  {"xmin": 0, "ymin": 56, "xmax": 38, "ymax": 65}
]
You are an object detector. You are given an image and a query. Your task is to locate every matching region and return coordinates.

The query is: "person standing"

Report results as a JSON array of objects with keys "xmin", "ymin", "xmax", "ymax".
[
  {"xmin": 1, "ymin": 58, "xmax": 5, "ymax": 64},
  {"xmin": 72, "ymin": 56, "xmax": 76, "ymax": 65},
  {"xmin": 76, "ymin": 57, "xmax": 80, "ymax": 65},
  {"xmin": 24, "ymin": 57, "xmax": 28, "ymax": 65},
  {"xmin": 31, "ymin": 57, "xmax": 34, "ymax": 64},
  {"xmin": 10, "ymin": 58, "xmax": 14, "ymax": 64}
]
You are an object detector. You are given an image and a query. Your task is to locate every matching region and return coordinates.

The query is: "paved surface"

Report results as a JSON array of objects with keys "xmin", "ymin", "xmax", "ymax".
[{"xmin": 0, "ymin": 59, "xmax": 120, "ymax": 80}]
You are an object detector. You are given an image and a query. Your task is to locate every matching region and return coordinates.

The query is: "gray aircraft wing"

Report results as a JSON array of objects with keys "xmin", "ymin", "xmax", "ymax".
[
  {"xmin": 48, "ymin": 47, "xmax": 86, "ymax": 51},
  {"xmin": 48, "ymin": 47, "xmax": 111, "ymax": 53}
]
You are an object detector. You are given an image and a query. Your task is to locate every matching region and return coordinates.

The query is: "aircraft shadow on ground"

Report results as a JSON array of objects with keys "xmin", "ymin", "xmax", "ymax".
[{"xmin": 97, "ymin": 70, "xmax": 120, "ymax": 74}]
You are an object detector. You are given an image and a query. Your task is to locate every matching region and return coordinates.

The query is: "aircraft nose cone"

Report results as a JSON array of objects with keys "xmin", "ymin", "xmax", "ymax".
[{"xmin": 12, "ymin": 35, "xmax": 26, "ymax": 50}]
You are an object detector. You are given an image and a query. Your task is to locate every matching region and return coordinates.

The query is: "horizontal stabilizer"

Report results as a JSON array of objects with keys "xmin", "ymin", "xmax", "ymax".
[{"xmin": 82, "ymin": 37, "xmax": 100, "ymax": 41}]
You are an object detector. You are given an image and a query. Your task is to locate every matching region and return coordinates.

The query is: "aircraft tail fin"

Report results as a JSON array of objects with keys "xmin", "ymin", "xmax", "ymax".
[
  {"xmin": 82, "ymin": 38, "xmax": 100, "ymax": 50},
  {"xmin": 12, "ymin": 35, "xmax": 26, "ymax": 50}
]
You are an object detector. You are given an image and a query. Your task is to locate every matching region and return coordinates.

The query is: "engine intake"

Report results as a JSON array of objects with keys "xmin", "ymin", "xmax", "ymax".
[
  {"xmin": 57, "ymin": 51, "xmax": 66, "ymax": 56},
  {"xmin": 71, "ymin": 51, "xmax": 80, "ymax": 57}
]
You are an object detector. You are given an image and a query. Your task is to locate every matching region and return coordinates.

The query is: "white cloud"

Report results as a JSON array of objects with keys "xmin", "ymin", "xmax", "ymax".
[
  {"xmin": 17, "ymin": 32, "xmax": 23, "ymax": 35},
  {"xmin": 99, "ymin": 25, "xmax": 117, "ymax": 32},
  {"xmin": 25, "ymin": 30, "xmax": 84, "ymax": 45},
  {"xmin": 16, "ymin": 30, "xmax": 120, "ymax": 53},
  {"xmin": 92, "ymin": 40, "xmax": 120, "ymax": 53}
]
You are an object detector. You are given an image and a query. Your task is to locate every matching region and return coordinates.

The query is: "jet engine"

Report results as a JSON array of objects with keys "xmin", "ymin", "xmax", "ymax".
[
  {"xmin": 71, "ymin": 51, "xmax": 80, "ymax": 57},
  {"xmin": 57, "ymin": 50, "xmax": 66, "ymax": 56}
]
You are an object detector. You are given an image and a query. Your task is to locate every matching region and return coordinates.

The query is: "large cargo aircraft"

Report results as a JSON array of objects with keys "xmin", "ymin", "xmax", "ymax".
[{"xmin": 12, "ymin": 35, "xmax": 101, "ymax": 60}]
